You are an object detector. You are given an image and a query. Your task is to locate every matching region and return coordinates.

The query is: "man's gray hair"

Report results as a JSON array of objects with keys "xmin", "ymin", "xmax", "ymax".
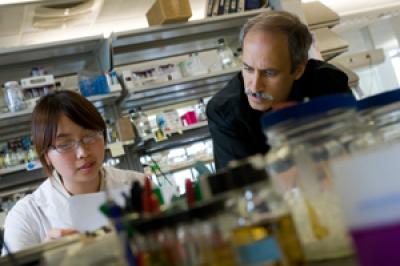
[{"xmin": 240, "ymin": 10, "xmax": 312, "ymax": 72}]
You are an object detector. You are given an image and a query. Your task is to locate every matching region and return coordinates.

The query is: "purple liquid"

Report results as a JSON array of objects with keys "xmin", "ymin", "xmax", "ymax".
[{"xmin": 351, "ymin": 222, "xmax": 400, "ymax": 266}]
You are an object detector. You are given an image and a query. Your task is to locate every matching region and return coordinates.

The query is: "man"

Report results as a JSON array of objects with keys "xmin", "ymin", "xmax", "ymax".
[{"xmin": 206, "ymin": 10, "xmax": 351, "ymax": 169}]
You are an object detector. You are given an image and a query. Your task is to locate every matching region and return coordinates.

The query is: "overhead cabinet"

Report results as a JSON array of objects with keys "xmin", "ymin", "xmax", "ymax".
[
  {"xmin": 302, "ymin": 1, "xmax": 349, "ymax": 61},
  {"xmin": 0, "ymin": 35, "xmax": 111, "ymax": 85},
  {"xmin": 303, "ymin": 1, "xmax": 340, "ymax": 30}
]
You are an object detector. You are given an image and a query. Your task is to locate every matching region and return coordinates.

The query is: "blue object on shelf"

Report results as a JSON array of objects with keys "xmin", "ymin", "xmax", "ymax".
[
  {"xmin": 245, "ymin": 0, "xmax": 261, "ymax": 10},
  {"xmin": 79, "ymin": 75, "xmax": 110, "ymax": 97}
]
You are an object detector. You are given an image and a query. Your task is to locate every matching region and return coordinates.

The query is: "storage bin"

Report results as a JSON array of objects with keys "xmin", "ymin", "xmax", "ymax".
[{"xmin": 146, "ymin": 0, "xmax": 192, "ymax": 26}]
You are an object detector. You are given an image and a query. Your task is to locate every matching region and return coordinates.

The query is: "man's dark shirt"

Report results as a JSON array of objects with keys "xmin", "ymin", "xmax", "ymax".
[{"xmin": 206, "ymin": 59, "xmax": 351, "ymax": 169}]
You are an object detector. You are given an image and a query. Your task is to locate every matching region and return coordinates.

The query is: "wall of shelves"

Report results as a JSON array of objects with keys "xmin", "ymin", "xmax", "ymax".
[{"xmin": 0, "ymin": 3, "xmax": 350, "ymax": 197}]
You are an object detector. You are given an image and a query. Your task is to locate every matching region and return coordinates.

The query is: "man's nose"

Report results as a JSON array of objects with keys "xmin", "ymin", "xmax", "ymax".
[{"xmin": 249, "ymin": 72, "xmax": 263, "ymax": 92}]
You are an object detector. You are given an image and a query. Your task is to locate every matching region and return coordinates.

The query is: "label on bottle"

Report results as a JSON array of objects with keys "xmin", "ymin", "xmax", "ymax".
[
  {"xmin": 236, "ymin": 237, "xmax": 282, "ymax": 265},
  {"xmin": 331, "ymin": 141, "xmax": 400, "ymax": 229}
]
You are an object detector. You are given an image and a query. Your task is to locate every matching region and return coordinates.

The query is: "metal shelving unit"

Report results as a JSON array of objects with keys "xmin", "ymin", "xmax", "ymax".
[
  {"xmin": 112, "ymin": 10, "xmax": 269, "ymax": 114},
  {"xmin": 0, "ymin": 91, "xmax": 121, "ymax": 145},
  {"xmin": 0, "ymin": 35, "xmax": 111, "ymax": 86},
  {"xmin": 135, "ymin": 125, "xmax": 210, "ymax": 155},
  {"xmin": 111, "ymin": 9, "xmax": 268, "ymax": 66},
  {"xmin": 0, "ymin": 35, "xmax": 117, "ymax": 189},
  {"xmin": 0, "ymin": 167, "xmax": 45, "ymax": 194},
  {"xmin": 121, "ymin": 68, "xmax": 239, "ymax": 112}
]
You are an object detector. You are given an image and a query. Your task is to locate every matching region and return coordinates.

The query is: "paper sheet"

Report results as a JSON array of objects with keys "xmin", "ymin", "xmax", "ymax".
[{"xmin": 68, "ymin": 185, "xmax": 129, "ymax": 232}]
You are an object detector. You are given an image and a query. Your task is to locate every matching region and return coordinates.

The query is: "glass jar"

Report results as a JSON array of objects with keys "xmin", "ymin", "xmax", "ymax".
[
  {"xmin": 262, "ymin": 94, "xmax": 357, "ymax": 260},
  {"xmin": 209, "ymin": 155, "xmax": 306, "ymax": 266}
]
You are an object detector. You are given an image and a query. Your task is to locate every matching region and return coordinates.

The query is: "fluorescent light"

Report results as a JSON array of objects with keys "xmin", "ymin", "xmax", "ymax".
[{"xmin": 0, "ymin": 0, "xmax": 42, "ymax": 5}]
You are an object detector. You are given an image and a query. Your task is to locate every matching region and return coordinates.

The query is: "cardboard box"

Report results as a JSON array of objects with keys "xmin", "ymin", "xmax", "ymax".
[
  {"xmin": 146, "ymin": 0, "xmax": 192, "ymax": 26},
  {"xmin": 115, "ymin": 117, "xmax": 136, "ymax": 141}
]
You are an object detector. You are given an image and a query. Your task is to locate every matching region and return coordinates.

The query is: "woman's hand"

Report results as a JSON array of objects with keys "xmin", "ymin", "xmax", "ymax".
[{"xmin": 47, "ymin": 228, "xmax": 78, "ymax": 240}]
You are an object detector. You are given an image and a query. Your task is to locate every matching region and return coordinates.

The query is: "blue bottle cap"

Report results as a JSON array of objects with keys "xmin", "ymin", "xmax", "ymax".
[
  {"xmin": 261, "ymin": 93, "xmax": 356, "ymax": 130},
  {"xmin": 357, "ymin": 88, "xmax": 400, "ymax": 111}
]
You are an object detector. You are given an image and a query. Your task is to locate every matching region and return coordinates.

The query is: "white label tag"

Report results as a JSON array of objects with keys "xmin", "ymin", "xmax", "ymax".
[{"xmin": 331, "ymin": 141, "xmax": 400, "ymax": 229}]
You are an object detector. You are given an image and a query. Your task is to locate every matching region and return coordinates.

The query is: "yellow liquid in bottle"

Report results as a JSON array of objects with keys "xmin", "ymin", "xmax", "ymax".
[{"xmin": 232, "ymin": 213, "xmax": 306, "ymax": 266}]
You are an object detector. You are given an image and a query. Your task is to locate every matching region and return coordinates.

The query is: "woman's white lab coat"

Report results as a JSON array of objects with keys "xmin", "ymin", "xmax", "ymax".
[{"xmin": 2, "ymin": 166, "xmax": 144, "ymax": 253}]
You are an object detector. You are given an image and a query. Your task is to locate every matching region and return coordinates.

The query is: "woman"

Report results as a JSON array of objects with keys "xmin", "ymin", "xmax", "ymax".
[{"xmin": 3, "ymin": 90, "xmax": 144, "ymax": 253}]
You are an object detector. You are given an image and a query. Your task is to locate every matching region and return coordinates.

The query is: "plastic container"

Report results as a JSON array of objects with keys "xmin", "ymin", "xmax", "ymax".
[
  {"xmin": 181, "ymin": 111, "xmax": 198, "ymax": 126},
  {"xmin": 262, "ymin": 94, "xmax": 357, "ymax": 260},
  {"xmin": 3, "ymin": 81, "xmax": 26, "ymax": 112},
  {"xmin": 329, "ymin": 88, "xmax": 400, "ymax": 266}
]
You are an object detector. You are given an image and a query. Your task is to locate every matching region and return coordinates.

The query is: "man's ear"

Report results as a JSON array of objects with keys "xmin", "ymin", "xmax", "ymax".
[{"xmin": 293, "ymin": 61, "xmax": 307, "ymax": 80}]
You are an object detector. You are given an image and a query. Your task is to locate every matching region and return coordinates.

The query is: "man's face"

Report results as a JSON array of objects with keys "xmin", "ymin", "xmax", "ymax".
[{"xmin": 242, "ymin": 30, "xmax": 306, "ymax": 111}]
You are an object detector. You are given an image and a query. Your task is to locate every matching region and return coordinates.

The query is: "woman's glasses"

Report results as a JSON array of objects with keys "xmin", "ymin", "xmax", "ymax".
[{"xmin": 49, "ymin": 131, "xmax": 103, "ymax": 153}]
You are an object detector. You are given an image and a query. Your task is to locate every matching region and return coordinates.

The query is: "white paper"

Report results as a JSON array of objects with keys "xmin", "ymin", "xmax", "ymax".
[{"xmin": 68, "ymin": 185, "xmax": 129, "ymax": 232}]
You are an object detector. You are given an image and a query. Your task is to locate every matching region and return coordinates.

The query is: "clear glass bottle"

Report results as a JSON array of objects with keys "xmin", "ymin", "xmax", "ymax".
[
  {"xmin": 3, "ymin": 81, "xmax": 26, "ymax": 112},
  {"xmin": 4, "ymin": 147, "xmax": 12, "ymax": 168},
  {"xmin": 262, "ymin": 94, "xmax": 357, "ymax": 261},
  {"xmin": 195, "ymin": 99, "xmax": 207, "ymax": 122},
  {"xmin": 16, "ymin": 140, "xmax": 26, "ymax": 164},
  {"xmin": 0, "ymin": 151, "xmax": 5, "ymax": 169},
  {"xmin": 187, "ymin": 52, "xmax": 207, "ymax": 76},
  {"xmin": 138, "ymin": 108, "xmax": 152, "ymax": 138},
  {"xmin": 27, "ymin": 147, "xmax": 37, "ymax": 162},
  {"xmin": 217, "ymin": 38, "xmax": 234, "ymax": 69}
]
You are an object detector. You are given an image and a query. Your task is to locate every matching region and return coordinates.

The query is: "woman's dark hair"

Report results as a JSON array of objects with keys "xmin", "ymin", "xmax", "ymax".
[{"xmin": 32, "ymin": 90, "xmax": 106, "ymax": 176}]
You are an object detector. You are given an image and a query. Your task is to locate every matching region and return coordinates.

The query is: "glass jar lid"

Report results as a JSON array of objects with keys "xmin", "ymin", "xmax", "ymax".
[
  {"xmin": 357, "ymin": 88, "xmax": 400, "ymax": 111},
  {"xmin": 261, "ymin": 93, "xmax": 356, "ymax": 130}
]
